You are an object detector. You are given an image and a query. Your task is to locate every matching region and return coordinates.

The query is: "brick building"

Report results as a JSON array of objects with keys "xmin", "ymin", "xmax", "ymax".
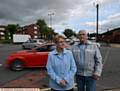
[
  {"xmin": 99, "ymin": 27, "xmax": 120, "ymax": 43},
  {"xmin": 0, "ymin": 25, "xmax": 7, "ymax": 40},
  {"xmin": 17, "ymin": 24, "xmax": 42, "ymax": 39},
  {"xmin": 0, "ymin": 24, "xmax": 44, "ymax": 40}
]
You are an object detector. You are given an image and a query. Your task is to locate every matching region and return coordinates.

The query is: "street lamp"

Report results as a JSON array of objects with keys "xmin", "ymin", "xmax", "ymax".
[
  {"xmin": 48, "ymin": 12, "xmax": 54, "ymax": 28},
  {"xmin": 94, "ymin": 0, "xmax": 100, "ymax": 42},
  {"xmin": 96, "ymin": 3, "xmax": 99, "ymax": 42}
]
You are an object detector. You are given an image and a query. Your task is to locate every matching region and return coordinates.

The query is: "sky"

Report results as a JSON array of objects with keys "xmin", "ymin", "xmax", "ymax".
[{"xmin": 0, "ymin": 0, "xmax": 120, "ymax": 34}]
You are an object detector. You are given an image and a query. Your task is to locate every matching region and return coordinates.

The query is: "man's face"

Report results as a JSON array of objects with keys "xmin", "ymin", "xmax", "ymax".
[{"xmin": 78, "ymin": 31, "xmax": 87, "ymax": 43}]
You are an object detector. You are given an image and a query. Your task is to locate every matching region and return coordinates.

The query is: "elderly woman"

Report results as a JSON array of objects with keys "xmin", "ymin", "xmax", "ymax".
[{"xmin": 46, "ymin": 35, "xmax": 76, "ymax": 91}]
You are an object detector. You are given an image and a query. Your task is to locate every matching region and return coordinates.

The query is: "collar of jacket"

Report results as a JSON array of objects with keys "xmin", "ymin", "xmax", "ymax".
[
  {"xmin": 52, "ymin": 48, "xmax": 68, "ymax": 55},
  {"xmin": 78, "ymin": 40, "xmax": 92, "ymax": 45}
]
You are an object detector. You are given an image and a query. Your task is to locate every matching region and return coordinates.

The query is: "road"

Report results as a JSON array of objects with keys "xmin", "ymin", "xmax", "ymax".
[
  {"xmin": 0, "ymin": 44, "xmax": 120, "ymax": 90},
  {"xmin": 98, "ymin": 47, "xmax": 120, "ymax": 90},
  {"xmin": 0, "ymin": 44, "xmax": 32, "ymax": 86}
]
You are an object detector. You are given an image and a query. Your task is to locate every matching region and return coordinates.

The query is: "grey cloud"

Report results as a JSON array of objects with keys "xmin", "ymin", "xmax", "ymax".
[
  {"xmin": 0, "ymin": 0, "xmax": 86, "ymax": 25},
  {"xmin": 0, "ymin": 0, "xmax": 120, "ymax": 34}
]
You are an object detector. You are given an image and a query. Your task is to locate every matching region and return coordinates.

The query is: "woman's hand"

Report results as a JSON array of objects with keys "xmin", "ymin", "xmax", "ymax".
[{"xmin": 59, "ymin": 80, "xmax": 67, "ymax": 87}]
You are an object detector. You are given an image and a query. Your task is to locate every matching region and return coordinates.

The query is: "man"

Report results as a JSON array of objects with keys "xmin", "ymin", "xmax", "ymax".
[{"xmin": 72, "ymin": 30, "xmax": 103, "ymax": 91}]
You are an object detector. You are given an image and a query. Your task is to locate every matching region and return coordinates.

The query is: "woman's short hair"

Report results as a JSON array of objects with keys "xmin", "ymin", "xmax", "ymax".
[{"xmin": 54, "ymin": 35, "xmax": 65, "ymax": 43}]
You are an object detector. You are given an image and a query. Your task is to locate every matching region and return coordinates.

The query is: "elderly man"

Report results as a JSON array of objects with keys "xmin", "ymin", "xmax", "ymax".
[{"xmin": 72, "ymin": 30, "xmax": 103, "ymax": 91}]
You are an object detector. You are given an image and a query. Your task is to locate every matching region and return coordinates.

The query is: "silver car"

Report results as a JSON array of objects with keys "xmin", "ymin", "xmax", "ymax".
[{"xmin": 22, "ymin": 39, "xmax": 45, "ymax": 49}]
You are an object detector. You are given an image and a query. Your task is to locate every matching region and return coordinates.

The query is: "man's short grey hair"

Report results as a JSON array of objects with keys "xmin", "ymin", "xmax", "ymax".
[
  {"xmin": 77, "ymin": 30, "xmax": 88, "ymax": 39},
  {"xmin": 78, "ymin": 30, "xmax": 87, "ymax": 34}
]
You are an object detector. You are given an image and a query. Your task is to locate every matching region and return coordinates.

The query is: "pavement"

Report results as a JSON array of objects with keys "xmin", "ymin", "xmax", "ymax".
[
  {"xmin": 100, "ymin": 43, "xmax": 120, "ymax": 48},
  {"xmin": 110, "ymin": 44, "xmax": 120, "ymax": 48},
  {"xmin": 1, "ymin": 70, "xmax": 120, "ymax": 91},
  {"xmin": 0, "ymin": 70, "xmax": 49, "ymax": 88},
  {"xmin": 0, "ymin": 88, "xmax": 120, "ymax": 91},
  {"xmin": 104, "ymin": 89, "xmax": 120, "ymax": 91}
]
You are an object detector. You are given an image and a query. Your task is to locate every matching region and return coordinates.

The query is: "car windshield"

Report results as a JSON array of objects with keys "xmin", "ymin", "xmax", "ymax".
[{"xmin": 35, "ymin": 44, "xmax": 55, "ymax": 52}]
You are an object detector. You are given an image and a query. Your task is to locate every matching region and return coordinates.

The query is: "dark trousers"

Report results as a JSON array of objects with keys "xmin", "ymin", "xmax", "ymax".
[{"xmin": 51, "ymin": 88, "xmax": 74, "ymax": 91}]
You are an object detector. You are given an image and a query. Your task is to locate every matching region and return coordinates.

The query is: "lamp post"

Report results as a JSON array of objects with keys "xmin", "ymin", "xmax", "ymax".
[
  {"xmin": 96, "ymin": 3, "xmax": 99, "ymax": 42},
  {"xmin": 48, "ymin": 12, "xmax": 54, "ymax": 28}
]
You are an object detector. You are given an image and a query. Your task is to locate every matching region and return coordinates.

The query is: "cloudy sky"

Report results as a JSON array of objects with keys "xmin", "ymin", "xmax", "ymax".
[{"xmin": 0, "ymin": 0, "xmax": 120, "ymax": 34}]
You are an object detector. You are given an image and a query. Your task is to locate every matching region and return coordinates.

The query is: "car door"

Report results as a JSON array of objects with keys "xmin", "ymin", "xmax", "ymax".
[
  {"xmin": 33, "ymin": 45, "xmax": 50, "ymax": 67},
  {"xmin": 23, "ymin": 50, "xmax": 37, "ymax": 67}
]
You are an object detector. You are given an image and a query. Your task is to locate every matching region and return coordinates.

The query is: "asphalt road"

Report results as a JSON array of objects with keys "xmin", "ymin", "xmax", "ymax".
[
  {"xmin": 0, "ymin": 44, "xmax": 120, "ymax": 90},
  {"xmin": 98, "ymin": 47, "xmax": 120, "ymax": 90},
  {"xmin": 0, "ymin": 44, "xmax": 32, "ymax": 86}
]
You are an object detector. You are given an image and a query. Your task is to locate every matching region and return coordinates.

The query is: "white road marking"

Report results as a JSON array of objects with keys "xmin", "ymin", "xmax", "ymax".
[
  {"xmin": 103, "ymin": 47, "xmax": 111, "ymax": 65},
  {"xmin": 0, "ymin": 64, "xmax": 2, "ymax": 67}
]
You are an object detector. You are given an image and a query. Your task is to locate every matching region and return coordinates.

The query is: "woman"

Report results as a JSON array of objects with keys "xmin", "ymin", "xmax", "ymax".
[{"xmin": 46, "ymin": 35, "xmax": 76, "ymax": 91}]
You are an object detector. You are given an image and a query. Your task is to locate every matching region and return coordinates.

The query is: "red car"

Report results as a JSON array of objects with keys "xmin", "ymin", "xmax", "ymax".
[{"xmin": 6, "ymin": 43, "xmax": 55, "ymax": 71}]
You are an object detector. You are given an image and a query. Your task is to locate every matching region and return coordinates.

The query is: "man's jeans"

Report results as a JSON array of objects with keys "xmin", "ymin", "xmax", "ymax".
[{"xmin": 76, "ymin": 75, "xmax": 96, "ymax": 91}]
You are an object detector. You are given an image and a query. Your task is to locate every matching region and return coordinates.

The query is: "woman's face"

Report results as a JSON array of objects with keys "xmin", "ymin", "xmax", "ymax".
[{"xmin": 56, "ymin": 38, "xmax": 65, "ymax": 49}]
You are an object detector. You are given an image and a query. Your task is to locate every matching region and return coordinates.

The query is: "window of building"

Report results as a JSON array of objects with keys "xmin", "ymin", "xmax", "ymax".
[
  {"xmin": 8, "ymin": 33, "xmax": 10, "ymax": 35},
  {"xmin": 34, "ymin": 36, "xmax": 38, "ymax": 38},
  {"xmin": 1, "ymin": 37, "xmax": 5, "ymax": 39},
  {"xmin": 34, "ymin": 31, "xmax": 37, "ymax": 34},
  {"xmin": 0, "ymin": 28, "xmax": 5, "ymax": 31},
  {"xmin": 9, "ymin": 37, "xmax": 11, "ymax": 39},
  {"xmin": 34, "ymin": 26, "xmax": 37, "ymax": 29},
  {"xmin": 0, "ymin": 32, "xmax": 5, "ymax": 35}
]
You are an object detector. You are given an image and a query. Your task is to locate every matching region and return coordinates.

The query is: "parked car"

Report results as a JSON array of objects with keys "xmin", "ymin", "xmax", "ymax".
[
  {"xmin": 22, "ymin": 39, "xmax": 45, "ymax": 49},
  {"xmin": 93, "ymin": 42, "xmax": 101, "ymax": 48},
  {"xmin": 89, "ymin": 40, "xmax": 101, "ymax": 48},
  {"xmin": 65, "ymin": 38, "xmax": 74, "ymax": 45},
  {"xmin": 6, "ymin": 43, "xmax": 55, "ymax": 71}
]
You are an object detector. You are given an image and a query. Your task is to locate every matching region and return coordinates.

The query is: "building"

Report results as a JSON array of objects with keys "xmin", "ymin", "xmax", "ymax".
[
  {"xmin": 17, "ymin": 24, "xmax": 42, "ymax": 39},
  {"xmin": 0, "ymin": 25, "xmax": 7, "ymax": 40},
  {"xmin": 99, "ymin": 27, "xmax": 120, "ymax": 43},
  {"xmin": 0, "ymin": 23, "xmax": 54, "ymax": 40}
]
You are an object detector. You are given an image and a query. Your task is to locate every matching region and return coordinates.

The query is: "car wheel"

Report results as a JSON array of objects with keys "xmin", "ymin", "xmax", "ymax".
[{"xmin": 11, "ymin": 60, "xmax": 24, "ymax": 71}]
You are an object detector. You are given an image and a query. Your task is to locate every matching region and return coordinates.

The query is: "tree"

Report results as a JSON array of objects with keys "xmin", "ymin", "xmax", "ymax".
[
  {"xmin": 36, "ymin": 19, "xmax": 48, "ymax": 38},
  {"xmin": 36, "ymin": 19, "xmax": 56, "ymax": 40},
  {"xmin": 63, "ymin": 29, "xmax": 75, "ymax": 38},
  {"xmin": 36, "ymin": 19, "xmax": 47, "ymax": 26},
  {"xmin": 46, "ymin": 27, "xmax": 54, "ymax": 40},
  {"xmin": 36, "ymin": 19, "xmax": 47, "ymax": 33},
  {"xmin": 6, "ymin": 24, "xmax": 17, "ymax": 40},
  {"xmin": 4, "ymin": 26, "xmax": 9, "ymax": 40}
]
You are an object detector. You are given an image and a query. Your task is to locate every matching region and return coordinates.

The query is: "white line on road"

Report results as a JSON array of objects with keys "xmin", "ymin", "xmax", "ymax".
[
  {"xmin": 103, "ymin": 47, "xmax": 111, "ymax": 65},
  {"xmin": 0, "ymin": 64, "xmax": 2, "ymax": 67}
]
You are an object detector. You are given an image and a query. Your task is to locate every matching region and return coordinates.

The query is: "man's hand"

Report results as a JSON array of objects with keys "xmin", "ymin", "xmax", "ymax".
[
  {"xmin": 59, "ymin": 80, "xmax": 67, "ymax": 87},
  {"xmin": 92, "ymin": 74, "xmax": 100, "ymax": 80}
]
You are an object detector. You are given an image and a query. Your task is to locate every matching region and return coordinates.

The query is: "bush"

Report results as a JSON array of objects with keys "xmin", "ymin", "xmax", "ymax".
[{"xmin": 0, "ymin": 39, "xmax": 12, "ymax": 44}]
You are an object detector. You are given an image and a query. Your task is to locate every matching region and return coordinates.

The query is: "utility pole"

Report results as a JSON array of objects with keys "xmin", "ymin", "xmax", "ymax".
[{"xmin": 96, "ymin": 3, "xmax": 99, "ymax": 42}]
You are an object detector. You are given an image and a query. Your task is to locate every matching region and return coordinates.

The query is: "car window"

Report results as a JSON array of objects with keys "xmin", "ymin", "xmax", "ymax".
[
  {"xmin": 35, "ymin": 45, "xmax": 55, "ymax": 52},
  {"xmin": 32, "ymin": 40, "xmax": 37, "ymax": 43},
  {"xmin": 25, "ymin": 40, "xmax": 30, "ymax": 43},
  {"xmin": 29, "ymin": 39, "xmax": 37, "ymax": 43},
  {"xmin": 49, "ymin": 45, "xmax": 56, "ymax": 51},
  {"xmin": 36, "ymin": 45, "xmax": 48, "ymax": 52},
  {"xmin": 39, "ymin": 39, "xmax": 44, "ymax": 42}
]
